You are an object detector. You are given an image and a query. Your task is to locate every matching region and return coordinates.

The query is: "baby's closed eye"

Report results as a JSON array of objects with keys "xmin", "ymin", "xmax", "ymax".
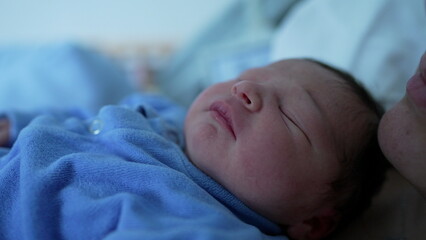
[{"xmin": 279, "ymin": 106, "xmax": 311, "ymax": 145}]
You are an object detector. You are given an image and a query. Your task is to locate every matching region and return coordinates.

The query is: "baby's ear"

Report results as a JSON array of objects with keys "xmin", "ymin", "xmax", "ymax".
[{"xmin": 286, "ymin": 208, "xmax": 339, "ymax": 240}]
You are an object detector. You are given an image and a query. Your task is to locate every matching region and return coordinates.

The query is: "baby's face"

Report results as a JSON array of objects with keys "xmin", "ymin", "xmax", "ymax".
[{"xmin": 185, "ymin": 59, "xmax": 355, "ymax": 225}]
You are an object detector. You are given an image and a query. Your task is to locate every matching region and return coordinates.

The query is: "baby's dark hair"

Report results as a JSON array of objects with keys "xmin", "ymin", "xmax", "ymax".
[{"xmin": 306, "ymin": 59, "xmax": 390, "ymax": 234}]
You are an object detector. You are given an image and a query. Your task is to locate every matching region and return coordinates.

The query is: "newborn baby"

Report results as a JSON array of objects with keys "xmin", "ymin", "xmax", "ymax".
[{"xmin": 0, "ymin": 58, "xmax": 387, "ymax": 240}]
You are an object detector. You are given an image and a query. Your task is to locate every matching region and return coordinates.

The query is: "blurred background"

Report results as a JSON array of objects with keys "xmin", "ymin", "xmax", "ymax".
[
  {"xmin": 0, "ymin": 0, "xmax": 297, "ymax": 105},
  {"xmin": 0, "ymin": 0, "xmax": 233, "ymax": 49},
  {"xmin": 0, "ymin": 0, "xmax": 237, "ymax": 89},
  {"xmin": 0, "ymin": 0, "xmax": 424, "ymax": 109}
]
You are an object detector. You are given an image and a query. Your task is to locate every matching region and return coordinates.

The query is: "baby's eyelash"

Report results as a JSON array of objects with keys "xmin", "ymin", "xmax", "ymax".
[
  {"xmin": 279, "ymin": 106, "xmax": 292, "ymax": 129},
  {"xmin": 279, "ymin": 107, "xmax": 296, "ymax": 126},
  {"xmin": 279, "ymin": 106, "xmax": 311, "ymax": 145}
]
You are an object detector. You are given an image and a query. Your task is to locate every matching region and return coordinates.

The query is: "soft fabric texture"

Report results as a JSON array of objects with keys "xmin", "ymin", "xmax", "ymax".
[{"xmin": 0, "ymin": 94, "xmax": 286, "ymax": 240}]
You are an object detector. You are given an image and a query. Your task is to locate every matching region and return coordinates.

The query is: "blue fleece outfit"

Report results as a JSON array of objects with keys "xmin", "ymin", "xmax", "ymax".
[{"xmin": 0, "ymin": 94, "xmax": 286, "ymax": 240}]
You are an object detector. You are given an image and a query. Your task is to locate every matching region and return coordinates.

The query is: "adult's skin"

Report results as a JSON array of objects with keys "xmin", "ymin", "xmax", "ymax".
[{"xmin": 378, "ymin": 51, "xmax": 426, "ymax": 198}]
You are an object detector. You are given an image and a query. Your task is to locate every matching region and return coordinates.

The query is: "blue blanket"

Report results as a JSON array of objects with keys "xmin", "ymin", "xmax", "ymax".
[
  {"xmin": 0, "ymin": 94, "xmax": 286, "ymax": 240},
  {"xmin": 0, "ymin": 43, "xmax": 134, "ymax": 113}
]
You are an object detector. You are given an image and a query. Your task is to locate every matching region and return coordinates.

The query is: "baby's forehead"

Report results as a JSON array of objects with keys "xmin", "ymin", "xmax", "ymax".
[
  {"xmin": 270, "ymin": 58, "xmax": 321, "ymax": 71},
  {"xmin": 270, "ymin": 59, "xmax": 346, "ymax": 82},
  {"xmin": 270, "ymin": 59, "xmax": 352, "ymax": 93},
  {"xmin": 248, "ymin": 59, "xmax": 362, "ymax": 108}
]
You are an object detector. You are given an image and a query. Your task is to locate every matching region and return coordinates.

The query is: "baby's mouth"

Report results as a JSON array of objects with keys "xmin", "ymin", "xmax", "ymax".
[{"xmin": 209, "ymin": 101, "xmax": 236, "ymax": 139}]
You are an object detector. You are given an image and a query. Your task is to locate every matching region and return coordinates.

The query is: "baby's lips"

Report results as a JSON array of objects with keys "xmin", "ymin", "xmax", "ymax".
[{"xmin": 406, "ymin": 71, "xmax": 426, "ymax": 109}]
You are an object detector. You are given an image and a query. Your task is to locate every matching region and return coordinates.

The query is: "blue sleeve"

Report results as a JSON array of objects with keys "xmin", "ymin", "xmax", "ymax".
[
  {"xmin": 120, "ymin": 93, "xmax": 187, "ymax": 132},
  {"xmin": 2, "ymin": 93, "xmax": 186, "ymax": 147}
]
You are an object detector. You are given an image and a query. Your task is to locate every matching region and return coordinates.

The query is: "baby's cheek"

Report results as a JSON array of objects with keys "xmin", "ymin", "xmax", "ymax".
[
  {"xmin": 237, "ymin": 148, "xmax": 287, "ymax": 191},
  {"xmin": 192, "ymin": 124, "xmax": 218, "ymax": 143},
  {"xmin": 185, "ymin": 126, "xmax": 210, "ymax": 162}
]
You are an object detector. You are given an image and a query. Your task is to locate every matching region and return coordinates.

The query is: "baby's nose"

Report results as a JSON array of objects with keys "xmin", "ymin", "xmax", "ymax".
[{"xmin": 231, "ymin": 80, "xmax": 262, "ymax": 112}]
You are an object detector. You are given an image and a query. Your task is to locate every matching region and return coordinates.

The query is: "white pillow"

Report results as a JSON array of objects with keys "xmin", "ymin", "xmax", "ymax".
[{"xmin": 270, "ymin": 0, "xmax": 426, "ymax": 110}]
